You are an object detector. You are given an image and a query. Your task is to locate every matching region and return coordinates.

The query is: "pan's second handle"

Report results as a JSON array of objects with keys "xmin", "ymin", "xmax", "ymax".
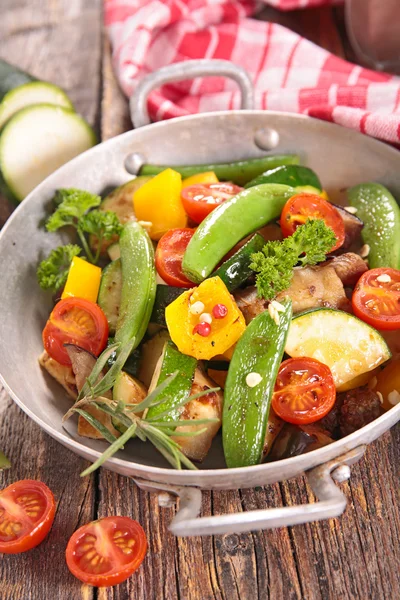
[
  {"xmin": 133, "ymin": 446, "xmax": 366, "ymax": 537},
  {"xmin": 130, "ymin": 59, "xmax": 254, "ymax": 128}
]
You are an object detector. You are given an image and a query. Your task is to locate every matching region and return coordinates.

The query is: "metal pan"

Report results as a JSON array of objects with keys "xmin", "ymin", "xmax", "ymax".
[{"xmin": 0, "ymin": 60, "xmax": 399, "ymax": 536}]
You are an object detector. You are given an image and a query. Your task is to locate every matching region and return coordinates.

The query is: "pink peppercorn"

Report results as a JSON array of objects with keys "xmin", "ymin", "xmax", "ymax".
[
  {"xmin": 212, "ymin": 303, "xmax": 228, "ymax": 319},
  {"xmin": 193, "ymin": 322, "xmax": 211, "ymax": 337}
]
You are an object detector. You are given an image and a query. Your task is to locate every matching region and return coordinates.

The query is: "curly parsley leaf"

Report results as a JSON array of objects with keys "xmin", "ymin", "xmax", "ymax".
[
  {"xmin": 79, "ymin": 210, "xmax": 123, "ymax": 240},
  {"xmin": 37, "ymin": 244, "xmax": 82, "ymax": 291},
  {"xmin": 46, "ymin": 189, "xmax": 101, "ymax": 232},
  {"xmin": 250, "ymin": 219, "xmax": 337, "ymax": 300}
]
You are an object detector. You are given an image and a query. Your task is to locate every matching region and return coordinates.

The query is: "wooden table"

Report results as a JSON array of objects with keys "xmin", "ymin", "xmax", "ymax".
[{"xmin": 1, "ymin": 2, "xmax": 399, "ymax": 599}]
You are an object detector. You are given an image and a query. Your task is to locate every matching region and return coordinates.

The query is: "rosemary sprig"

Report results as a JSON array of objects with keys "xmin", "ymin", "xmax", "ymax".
[{"xmin": 71, "ymin": 376, "xmax": 220, "ymax": 474}]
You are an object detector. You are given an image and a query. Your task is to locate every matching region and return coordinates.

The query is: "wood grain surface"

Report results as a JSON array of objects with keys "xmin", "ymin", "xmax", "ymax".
[{"xmin": 0, "ymin": 2, "xmax": 399, "ymax": 599}]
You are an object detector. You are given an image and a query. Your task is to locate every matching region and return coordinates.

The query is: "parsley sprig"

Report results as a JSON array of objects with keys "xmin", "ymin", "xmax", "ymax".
[
  {"xmin": 250, "ymin": 219, "xmax": 337, "ymax": 300},
  {"xmin": 37, "ymin": 188, "xmax": 123, "ymax": 291}
]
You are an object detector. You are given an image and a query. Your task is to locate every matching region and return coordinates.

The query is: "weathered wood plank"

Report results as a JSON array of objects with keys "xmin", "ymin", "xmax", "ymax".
[
  {"xmin": 0, "ymin": 390, "xmax": 96, "ymax": 600},
  {"xmin": 0, "ymin": 1, "xmax": 102, "ymax": 598}
]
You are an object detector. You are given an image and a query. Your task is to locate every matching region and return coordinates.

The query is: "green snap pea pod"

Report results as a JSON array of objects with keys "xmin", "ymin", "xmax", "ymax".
[
  {"xmin": 182, "ymin": 184, "xmax": 295, "ymax": 283},
  {"xmin": 348, "ymin": 183, "xmax": 400, "ymax": 269},
  {"xmin": 115, "ymin": 221, "xmax": 156, "ymax": 349},
  {"xmin": 211, "ymin": 233, "xmax": 265, "ymax": 291},
  {"xmin": 146, "ymin": 341, "xmax": 197, "ymax": 423},
  {"xmin": 244, "ymin": 165, "xmax": 322, "ymax": 190},
  {"xmin": 140, "ymin": 155, "xmax": 299, "ymax": 186},
  {"xmin": 223, "ymin": 299, "xmax": 292, "ymax": 468}
]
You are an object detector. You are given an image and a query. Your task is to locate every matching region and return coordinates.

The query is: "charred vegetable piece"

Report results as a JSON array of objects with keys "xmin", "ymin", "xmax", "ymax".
[
  {"xmin": 138, "ymin": 330, "xmax": 170, "ymax": 388},
  {"xmin": 348, "ymin": 183, "xmax": 400, "ymax": 269},
  {"xmin": 331, "ymin": 204, "xmax": 364, "ymax": 249},
  {"xmin": 268, "ymin": 423, "xmax": 333, "ymax": 461},
  {"xmin": 245, "ymin": 165, "xmax": 321, "ymax": 191},
  {"xmin": 182, "ymin": 184, "xmax": 295, "ymax": 283},
  {"xmin": 211, "ymin": 233, "xmax": 265, "ymax": 291},
  {"xmin": 337, "ymin": 387, "xmax": 381, "ymax": 436},
  {"xmin": 115, "ymin": 221, "xmax": 156, "ymax": 351},
  {"xmin": 223, "ymin": 299, "xmax": 292, "ymax": 468},
  {"xmin": 140, "ymin": 155, "xmax": 299, "ymax": 186},
  {"xmin": 146, "ymin": 341, "xmax": 197, "ymax": 423},
  {"xmin": 172, "ymin": 368, "xmax": 223, "ymax": 462}
]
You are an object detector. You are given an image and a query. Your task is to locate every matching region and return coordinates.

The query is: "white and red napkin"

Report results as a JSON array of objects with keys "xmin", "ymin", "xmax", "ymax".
[{"xmin": 105, "ymin": 0, "xmax": 400, "ymax": 144}]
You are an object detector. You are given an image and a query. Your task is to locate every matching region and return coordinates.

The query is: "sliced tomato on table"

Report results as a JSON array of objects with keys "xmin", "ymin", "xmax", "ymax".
[
  {"xmin": 0, "ymin": 480, "xmax": 55, "ymax": 554},
  {"xmin": 352, "ymin": 267, "xmax": 400, "ymax": 330},
  {"xmin": 42, "ymin": 297, "xmax": 109, "ymax": 366},
  {"xmin": 272, "ymin": 357, "xmax": 336, "ymax": 425},
  {"xmin": 66, "ymin": 516, "xmax": 147, "ymax": 587},
  {"xmin": 181, "ymin": 182, "xmax": 243, "ymax": 224},
  {"xmin": 155, "ymin": 227, "xmax": 197, "ymax": 288},
  {"xmin": 280, "ymin": 193, "xmax": 345, "ymax": 252}
]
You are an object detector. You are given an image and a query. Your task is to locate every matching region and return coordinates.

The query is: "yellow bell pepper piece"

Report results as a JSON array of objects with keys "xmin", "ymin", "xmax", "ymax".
[
  {"xmin": 182, "ymin": 171, "xmax": 219, "ymax": 188},
  {"xmin": 133, "ymin": 168, "xmax": 187, "ymax": 240},
  {"xmin": 62, "ymin": 256, "xmax": 101, "ymax": 303},
  {"xmin": 166, "ymin": 276, "xmax": 246, "ymax": 360}
]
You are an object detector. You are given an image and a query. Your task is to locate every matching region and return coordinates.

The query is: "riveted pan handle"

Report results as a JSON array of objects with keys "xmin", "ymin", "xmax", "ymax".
[
  {"xmin": 133, "ymin": 446, "xmax": 366, "ymax": 537},
  {"xmin": 130, "ymin": 59, "xmax": 254, "ymax": 128}
]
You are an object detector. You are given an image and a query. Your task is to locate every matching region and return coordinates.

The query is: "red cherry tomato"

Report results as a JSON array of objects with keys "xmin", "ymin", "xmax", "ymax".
[
  {"xmin": 181, "ymin": 182, "xmax": 243, "ymax": 224},
  {"xmin": 272, "ymin": 357, "xmax": 336, "ymax": 425},
  {"xmin": 280, "ymin": 193, "xmax": 345, "ymax": 252},
  {"xmin": 352, "ymin": 268, "xmax": 400, "ymax": 330},
  {"xmin": 0, "ymin": 480, "xmax": 56, "ymax": 554},
  {"xmin": 66, "ymin": 516, "xmax": 147, "ymax": 587},
  {"xmin": 155, "ymin": 228, "xmax": 196, "ymax": 288},
  {"xmin": 42, "ymin": 297, "xmax": 109, "ymax": 366}
]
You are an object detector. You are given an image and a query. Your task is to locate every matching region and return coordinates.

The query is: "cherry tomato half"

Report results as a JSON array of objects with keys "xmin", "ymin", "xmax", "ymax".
[
  {"xmin": 42, "ymin": 297, "xmax": 109, "ymax": 366},
  {"xmin": 352, "ymin": 268, "xmax": 400, "ymax": 330},
  {"xmin": 0, "ymin": 480, "xmax": 56, "ymax": 554},
  {"xmin": 181, "ymin": 182, "xmax": 243, "ymax": 224},
  {"xmin": 155, "ymin": 228, "xmax": 196, "ymax": 288},
  {"xmin": 66, "ymin": 516, "xmax": 147, "ymax": 587},
  {"xmin": 280, "ymin": 193, "xmax": 345, "ymax": 252},
  {"xmin": 272, "ymin": 357, "xmax": 336, "ymax": 425}
]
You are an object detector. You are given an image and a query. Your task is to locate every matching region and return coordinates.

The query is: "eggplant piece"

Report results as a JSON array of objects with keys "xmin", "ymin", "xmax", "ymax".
[
  {"xmin": 268, "ymin": 423, "xmax": 334, "ymax": 461},
  {"xmin": 39, "ymin": 350, "xmax": 77, "ymax": 399},
  {"xmin": 64, "ymin": 344, "xmax": 119, "ymax": 440},
  {"xmin": 323, "ymin": 252, "xmax": 368, "ymax": 287},
  {"xmin": 332, "ymin": 203, "xmax": 364, "ymax": 249},
  {"xmin": 262, "ymin": 409, "xmax": 285, "ymax": 459},
  {"xmin": 338, "ymin": 387, "xmax": 381, "ymax": 436}
]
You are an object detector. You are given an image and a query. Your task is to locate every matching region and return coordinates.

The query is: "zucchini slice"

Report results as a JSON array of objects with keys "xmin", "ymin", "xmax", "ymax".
[
  {"xmin": 112, "ymin": 371, "xmax": 147, "ymax": 433},
  {"xmin": 150, "ymin": 285, "xmax": 184, "ymax": 327},
  {"xmin": 0, "ymin": 81, "xmax": 73, "ymax": 129},
  {"xmin": 98, "ymin": 259, "xmax": 122, "ymax": 335},
  {"xmin": 0, "ymin": 103, "xmax": 96, "ymax": 202},
  {"xmin": 285, "ymin": 308, "xmax": 391, "ymax": 390}
]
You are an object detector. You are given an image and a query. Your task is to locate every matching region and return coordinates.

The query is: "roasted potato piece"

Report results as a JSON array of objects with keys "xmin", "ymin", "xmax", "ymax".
[{"xmin": 39, "ymin": 350, "xmax": 77, "ymax": 399}]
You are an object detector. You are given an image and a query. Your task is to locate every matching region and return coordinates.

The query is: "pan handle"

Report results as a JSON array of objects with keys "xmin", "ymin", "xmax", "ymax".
[
  {"xmin": 130, "ymin": 59, "xmax": 254, "ymax": 128},
  {"xmin": 133, "ymin": 446, "xmax": 366, "ymax": 536}
]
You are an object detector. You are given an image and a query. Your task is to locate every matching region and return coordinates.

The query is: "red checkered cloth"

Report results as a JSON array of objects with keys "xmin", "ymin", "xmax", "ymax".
[{"xmin": 105, "ymin": 0, "xmax": 400, "ymax": 144}]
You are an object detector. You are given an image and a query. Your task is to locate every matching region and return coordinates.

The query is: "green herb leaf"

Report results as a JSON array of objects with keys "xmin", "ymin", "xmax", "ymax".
[
  {"xmin": 73, "ymin": 408, "xmax": 118, "ymax": 444},
  {"xmin": 80, "ymin": 422, "xmax": 137, "ymax": 477},
  {"xmin": 250, "ymin": 219, "xmax": 337, "ymax": 300},
  {"xmin": 36, "ymin": 244, "xmax": 82, "ymax": 291},
  {"xmin": 46, "ymin": 188, "xmax": 101, "ymax": 232},
  {"xmin": 78, "ymin": 342, "xmax": 121, "ymax": 400},
  {"xmin": 79, "ymin": 210, "xmax": 122, "ymax": 240}
]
